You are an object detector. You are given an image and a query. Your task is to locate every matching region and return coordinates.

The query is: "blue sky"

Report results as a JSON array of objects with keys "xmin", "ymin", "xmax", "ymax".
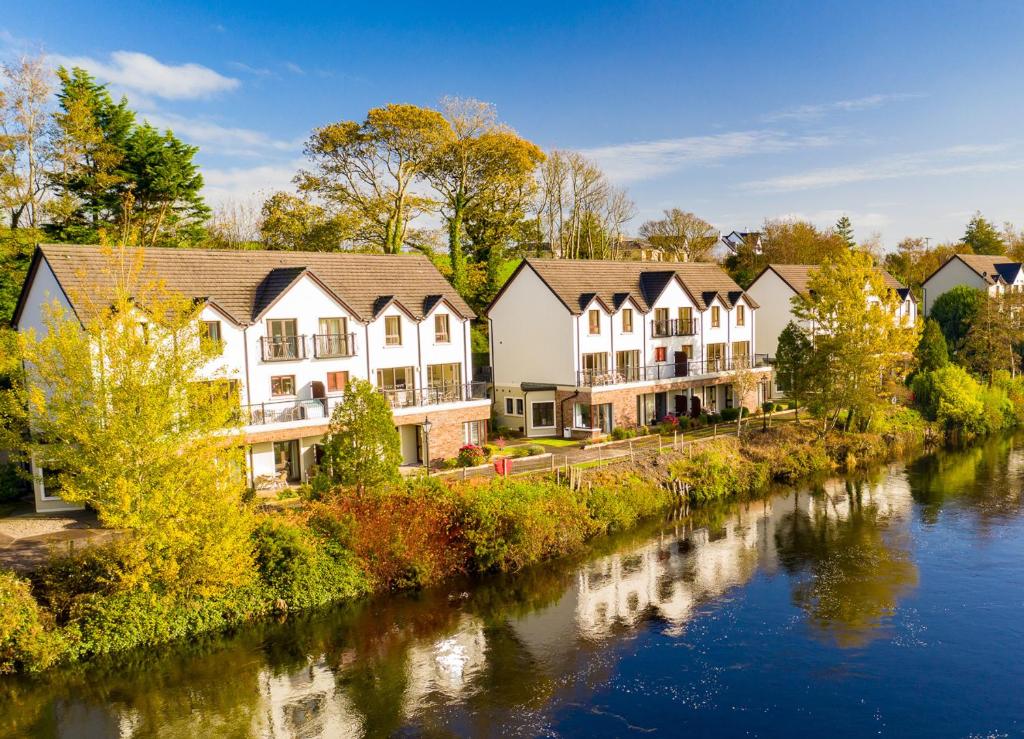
[{"xmin": 6, "ymin": 1, "xmax": 1024, "ymax": 248}]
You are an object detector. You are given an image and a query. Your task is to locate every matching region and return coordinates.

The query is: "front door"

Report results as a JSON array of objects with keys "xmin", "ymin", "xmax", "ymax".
[
  {"xmin": 674, "ymin": 350, "xmax": 689, "ymax": 377},
  {"xmin": 690, "ymin": 395, "xmax": 702, "ymax": 418},
  {"xmin": 675, "ymin": 393, "xmax": 687, "ymax": 415}
]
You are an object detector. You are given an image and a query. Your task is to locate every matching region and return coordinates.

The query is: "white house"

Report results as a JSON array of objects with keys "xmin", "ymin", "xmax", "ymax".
[
  {"xmin": 486, "ymin": 259, "xmax": 771, "ymax": 438},
  {"xmin": 13, "ymin": 245, "xmax": 491, "ymax": 512},
  {"xmin": 746, "ymin": 263, "xmax": 917, "ymax": 358},
  {"xmin": 921, "ymin": 254, "xmax": 1024, "ymax": 315}
]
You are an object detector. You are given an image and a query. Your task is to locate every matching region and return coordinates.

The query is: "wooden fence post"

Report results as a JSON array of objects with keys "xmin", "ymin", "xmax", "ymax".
[
  {"xmin": 629, "ymin": 438, "xmax": 634, "ymax": 462},
  {"xmin": 714, "ymin": 424, "xmax": 718, "ymax": 438}
]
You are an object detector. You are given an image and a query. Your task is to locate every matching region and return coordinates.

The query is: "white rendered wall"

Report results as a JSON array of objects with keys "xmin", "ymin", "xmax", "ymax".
[
  {"xmin": 922, "ymin": 259, "xmax": 987, "ymax": 315},
  {"xmin": 648, "ymin": 279, "xmax": 701, "ymax": 366},
  {"xmin": 746, "ymin": 269, "xmax": 798, "ymax": 358},
  {"xmin": 489, "ymin": 266, "xmax": 574, "ymax": 387}
]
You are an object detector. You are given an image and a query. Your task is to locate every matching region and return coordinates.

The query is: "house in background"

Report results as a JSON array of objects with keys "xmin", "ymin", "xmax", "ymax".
[
  {"xmin": 487, "ymin": 259, "xmax": 771, "ymax": 439},
  {"xmin": 921, "ymin": 254, "xmax": 1024, "ymax": 315},
  {"xmin": 721, "ymin": 231, "xmax": 763, "ymax": 256},
  {"xmin": 14, "ymin": 245, "xmax": 491, "ymax": 512},
  {"xmin": 746, "ymin": 263, "xmax": 916, "ymax": 358}
]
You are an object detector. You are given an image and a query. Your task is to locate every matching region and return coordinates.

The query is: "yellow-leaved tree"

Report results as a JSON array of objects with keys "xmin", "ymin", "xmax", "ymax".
[
  {"xmin": 792, "ymin": 250, "xmax": 920, "ymax": 434},
  {"xmin": 19, "ymin": 241, "xmax": 254, "ymax": 596}
]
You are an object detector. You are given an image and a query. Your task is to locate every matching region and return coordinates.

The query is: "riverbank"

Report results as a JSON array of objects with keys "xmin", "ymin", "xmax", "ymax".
[{"xmin": 0, "ymin": 414, "xmax": 930, "ymax": 675}]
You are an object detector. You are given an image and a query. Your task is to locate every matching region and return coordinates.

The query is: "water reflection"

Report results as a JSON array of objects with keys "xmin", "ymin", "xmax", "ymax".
[{"xmin": 4, "ymin": 436, "xmax": 1024, "ymax": 737}]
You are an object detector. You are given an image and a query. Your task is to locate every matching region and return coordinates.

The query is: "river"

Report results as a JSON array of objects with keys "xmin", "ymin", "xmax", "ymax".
[{"xmin": 3, "ymin": 435, "xmax": 1024, "ymax": 738}]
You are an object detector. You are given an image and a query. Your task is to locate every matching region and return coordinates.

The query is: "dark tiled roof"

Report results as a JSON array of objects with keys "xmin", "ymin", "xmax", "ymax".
[
  {"xmin": 524, "ymin": 258, "xmax": 754, "ymax": 314},
  {"xmin": 35, "ymin": 244, "xmax": 474, "ymax": 324},
  {"xmin": 765, "ymin": 264, "xmax": 907, "ymax": 296}
]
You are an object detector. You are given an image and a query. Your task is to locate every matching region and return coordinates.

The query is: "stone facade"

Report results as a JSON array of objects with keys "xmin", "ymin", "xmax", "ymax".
[{"xmin": 393, "ymin": 403, "xmax": 492, "ymax": 461}]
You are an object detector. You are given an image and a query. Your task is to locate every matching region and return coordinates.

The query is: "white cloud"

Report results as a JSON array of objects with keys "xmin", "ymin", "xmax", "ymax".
[
  {"xmin": 763, "ymin": 93, "xmax": 924, "ymax": 122},
  {"xmin": 578, "ymin": 130, "xmax": 837, "ymax": 183},
  {"xmin": 773, "ymin": 209, "xmax": 892, "ymax": 229},
  {"xmin": 284, "ymin": 61, "xmax": 305, "ymax": 75},
  {"xmin": 202, "ymin": 162, "xmax": 302, "ymax": 206},
  {"xmin": 139, "ymin": 111, "xmax": 301, "ymax": 157},
  {"xmin": 49, "ymin": 50, "xmax": 239, "ymax": 100},
  {"xmin": 743, "ymin": 144, "xmax": 1021, "ymax": 192},
  {"xmin": 228, "ymin": 61, "xmax": 273, "ymax": 77}
]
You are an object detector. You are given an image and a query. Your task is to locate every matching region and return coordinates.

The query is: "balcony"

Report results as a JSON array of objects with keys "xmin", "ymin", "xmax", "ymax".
[
  {"xmin": 577, "ymin": 354, "xmax": 770, "ymax": 386},
  {"xmin": 260, "ymin": 335, "xmax": 306, "ymax": 362},
  {"xmin": 313, "ymin": 332, "xmax": 357, "ymax": 358},
  {"xmin": 242, "ymin": 382, "xmax": 491, "ymax": 427},
  {"xmin": 650, "ymin": 318, "xmax": 698, "ymax": 337},
  {"xmin": 378, "ymin": 381, "xmax": 490, "ymax": 409}
]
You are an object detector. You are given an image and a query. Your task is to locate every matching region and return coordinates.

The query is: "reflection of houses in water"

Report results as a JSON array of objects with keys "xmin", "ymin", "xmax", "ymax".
[
  {"xmin": 401, "ymin": 614, "xmax": 488, "ymax": 715},
  {"xmin": 260, "ymin": 661, "xmax": 363, "ymax": 738}
]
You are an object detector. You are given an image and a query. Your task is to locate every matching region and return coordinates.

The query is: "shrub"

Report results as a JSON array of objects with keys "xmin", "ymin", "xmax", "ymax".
[
  {"xmin": 0, "ymin": 571, "xmax": 65, "ymax": 673},
  {"xmin": 720, "ymin": 407, "xmax": 741, "ymax": 422},
  {"xmin": 706, "ymin": 412, "xmax": 722, "ymax": 424},
  {"xmin": 676, "ymin": 416, "xmax": 691, "ymax": 431},
  {"xmin": 912, "ymin": 365, "xmax": 996, "ymax": 436},
  {"xmin": 637, "ymin": 425, "xmax": 650, "ymax": 436},
  {"xmin": 611, "ymin": 427, "xmax": 627, "ymax": 440},
  {"xmin": 669, "ymin": 440, "xmax": 768, "ymax": 502},
  {"xmin": 457, "ymin": 444, "xmax": 486, "ymax": 467},
  {"xmin": 583, "ymin": 473, "xmax": 673, "ymax": 532}
]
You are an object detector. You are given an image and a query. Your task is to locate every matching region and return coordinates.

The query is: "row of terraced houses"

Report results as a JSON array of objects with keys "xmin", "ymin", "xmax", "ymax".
[{"xmin": 14, "ymin": 244, "xmax": 933, "ymax": 512}]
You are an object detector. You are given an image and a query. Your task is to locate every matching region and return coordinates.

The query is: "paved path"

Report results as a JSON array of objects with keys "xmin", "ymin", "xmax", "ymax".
[{"xmin": 0, "ymin": 507, "xmax": 114, "ymax": 572}]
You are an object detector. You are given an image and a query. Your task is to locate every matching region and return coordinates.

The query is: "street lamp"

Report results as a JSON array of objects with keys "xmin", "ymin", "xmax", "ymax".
[{"xmin": 422, "ymin": 416, "xmax": 432, "ymax": 475}]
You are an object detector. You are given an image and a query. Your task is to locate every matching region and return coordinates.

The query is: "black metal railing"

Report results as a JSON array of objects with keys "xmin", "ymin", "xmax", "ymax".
[
  {"xmin": 577, "ymin": 354, "xmax": 770, "ymax": 386},
  {"xmin": 650, "ymin": 318, "xmax": 698, "ymax": 337},
  {"xmin": 260, "ymin": 335, "xmax": 306, "ymax": 361},
  {"xmin": 313, "ymin": 332, "xmax": 357, "ymax": 358}
]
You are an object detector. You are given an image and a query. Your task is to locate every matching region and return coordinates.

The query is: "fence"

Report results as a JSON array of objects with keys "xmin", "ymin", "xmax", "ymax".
[{"xmin": 430, "ymin": 408, "xmax": 800, "ymax": 483}]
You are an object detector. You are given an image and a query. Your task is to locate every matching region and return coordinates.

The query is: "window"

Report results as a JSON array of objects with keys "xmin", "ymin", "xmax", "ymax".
[
  {"xmin": 735, "ymin": 304, "xmax": 745, "ymax": 326},
  {"xmin": 706, "ymin": 343, "xmax": 726, "ymax": 371},
  {"xmin": 464, "ymin": 420, "xmax": 486, "ymax": 445},
  {"xmin": 532, "ymin": 401, "xmax": 555, "ymax": 428},
  {"xmin": 377, "ymin": 366, "xmax": 413, "ymax": 389},
  {"xmin": 326, "ymin": 371, "xmax": 349, "ymax": 393},
  {"xmin": 434, "ymin": 314, "xmax": 450, "ymax": 343},
  {"xmin": 201, "ymin": 320, "xmax": 223, "ymax": 354},
  {"xmin": 271, "ymin": 375, "xmax": 296, "ymax": 396},
  {"xmin": 654, "ymin": 346, "xmax": 667, "ymax": 363},
  {"xmin": 319, "ymin": 317, "xmax": 347, "ymax": 337},
  {"xmin": 711, "ymin": 306, "xmax": 721, "ymax": 328},
  {"xmin": 427, "ymin": 362, "xmax": 462, "ymax": 401},
  {"xmin": 616, "ymin": 350, "xmax": 640, "ymax": 381},
  {"xmin": 725, "ymin": 384, "xmax": 735, "ymax": 409},
  {"xmin": 588, "ymin": 309, "xmax": 601, "ymax": 335},
  {"xmin": 732, "ymin": 341, "xmax": 750, "ymax": 368},
  {"xmin": 574, "ymin": 402, "xmax": 593, "ymax": 429},
  {"xmin": 581, "ymin": 352, "xmax": 608, "ymax": 382},
  {"xmin": 273, "ymin": 439, "xmax": 301, "ymax": 483},
  {"xmin": 653, "ymin": 307, "xmax": 669, "ymax": 336},
  {"xmin": 505, "ymin": 397, "xmax": 524, "ymax": 416},
  {"xmin": 678, "ymin": 307, "xmax": 693, "ymax": 333},
  {"xmin": 266, "ymin": 319, "xmax": 299, "ymax": 359},
  {"xmin": 622, "ymin": 308, "xmax": 633, "ymax": 333},
  {"xmin": 317, "ymin": 317, "xmax": 350, "ymax": 357},
  {"xmin": 385, "ymin": 315, "xmax": 402, "ymax": 345}
]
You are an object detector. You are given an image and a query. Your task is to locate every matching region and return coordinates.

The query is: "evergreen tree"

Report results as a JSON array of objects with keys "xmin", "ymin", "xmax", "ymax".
[
  {"xmin": 930, "ymin": 285, "xmax": 985, "ymax": 355},
  {"xmin": 835, "ymin": 215, "xmax": 855, "ymax": 249},
  {"xmin": 774, "ymin": 321, "xmax": 813, "ymax": 416},
  {"xmin": 961, "ymin": 212, "xmax": 1005, "ymax": 255},
  {"xmin": 916, "ymin": 318, "xmax": 949, "ymax": 373},
  {"xmin": 318, "ymin": 379, "xmax": 402, "ymax": 493}
]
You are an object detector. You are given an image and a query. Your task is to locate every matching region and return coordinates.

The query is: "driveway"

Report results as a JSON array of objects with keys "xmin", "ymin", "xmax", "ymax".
[{"xmin": 0, "ymin": 506, "xmax": 115, "ymax": 572}]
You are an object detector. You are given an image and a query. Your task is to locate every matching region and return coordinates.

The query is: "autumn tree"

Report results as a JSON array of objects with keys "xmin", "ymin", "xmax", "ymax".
[
  {"xmin": 423, "ymin": 97, "xmax": 543, "ymax": 294},
  {"xmin": 638, "ymin": 208, "xmax": 718, "ymax": 262},
  {"xmin": 792, "ymin": 250, "xmax": 920, "ymax": 433},
  {"xmin": 18, "ymin": 242, "xmax": 254, "ymax": 595},
  {"xmin": 536, "ymin": 150, "xmax": 634, "ymax": 260},
  {"xmin": 883, "ymin": 237, "xmax": 961, "ymax": 296},
  {"xmin": 297, "ymin": 104, "xmax": 449, "ymax": 254},
  {"xmin": 0, "ymin": 56, "xmax": 52, "ymax": 230},
  {"xmin": 317, "ymin": 379, "xmax": 402, "ymax": 493},
  {"xmin": 726, "ymin": 219, "xmax": 846, "ymax": 287},
  {"xmin": 961, "ymin": 212, "xmax": 1005, "ymax": 255}
]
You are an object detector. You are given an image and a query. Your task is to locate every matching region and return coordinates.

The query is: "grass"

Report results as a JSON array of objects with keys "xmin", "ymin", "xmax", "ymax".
[{"xmin": 515, "ymin": 437, "xmax": 580, "ymax": 448}]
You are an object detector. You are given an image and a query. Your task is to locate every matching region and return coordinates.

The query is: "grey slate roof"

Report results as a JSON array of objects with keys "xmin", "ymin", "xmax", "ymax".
[
  {"xmin": 519, "ymin": 258, "xmax": 756, "ymax": 314},
  {"xmin": 31, "ymin": 244, "xmax": 474, "ymax": 325}
]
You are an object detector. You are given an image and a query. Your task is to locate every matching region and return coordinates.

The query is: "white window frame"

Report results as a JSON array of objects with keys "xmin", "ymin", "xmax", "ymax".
[
  {"xmin": 384, "ymin": 315, "xmax": 402, "ymax": 346},
  {"xmin": 434, "ymin": 313, "xmax": 451, "ymax": 343},
  {"xmin": 622, "ymin": 308, "xmax": 633, "ymax": 333},
  {"xmin": 531, "ymin": 401, "xmax": 556, "ymax": 429},
  {"xmin": 505, "ymin": 396, "xmax": 524, "ymax": 416}
]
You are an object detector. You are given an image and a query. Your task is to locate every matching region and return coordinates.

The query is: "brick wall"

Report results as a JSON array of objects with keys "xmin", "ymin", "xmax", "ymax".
[{"xmin": 394, "ymin": 403, "xmax": 491, "ymax": 461}]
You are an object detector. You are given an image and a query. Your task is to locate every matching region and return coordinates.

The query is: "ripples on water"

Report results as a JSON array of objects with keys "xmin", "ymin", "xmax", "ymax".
[{"xmin": 4, "ymin": 436, "xmax": 1024, "ymax": 737}]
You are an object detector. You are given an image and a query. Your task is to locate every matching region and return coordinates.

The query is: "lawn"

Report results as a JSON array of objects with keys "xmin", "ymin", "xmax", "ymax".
[{"xmin": 513, "ymin": 436, "xmax": 580, "ymax": 448}]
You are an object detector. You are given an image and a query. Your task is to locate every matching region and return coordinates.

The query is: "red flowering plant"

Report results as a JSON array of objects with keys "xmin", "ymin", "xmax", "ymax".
[{"xmin": 457, "ymin": 444, "xmax": 486, "ymax": 467}]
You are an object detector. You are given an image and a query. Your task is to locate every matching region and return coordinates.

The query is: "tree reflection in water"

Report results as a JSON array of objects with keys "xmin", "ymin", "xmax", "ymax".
[{"xmin": 5, "ymin": 436, "xmax": 1024, "ymax": 736}]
